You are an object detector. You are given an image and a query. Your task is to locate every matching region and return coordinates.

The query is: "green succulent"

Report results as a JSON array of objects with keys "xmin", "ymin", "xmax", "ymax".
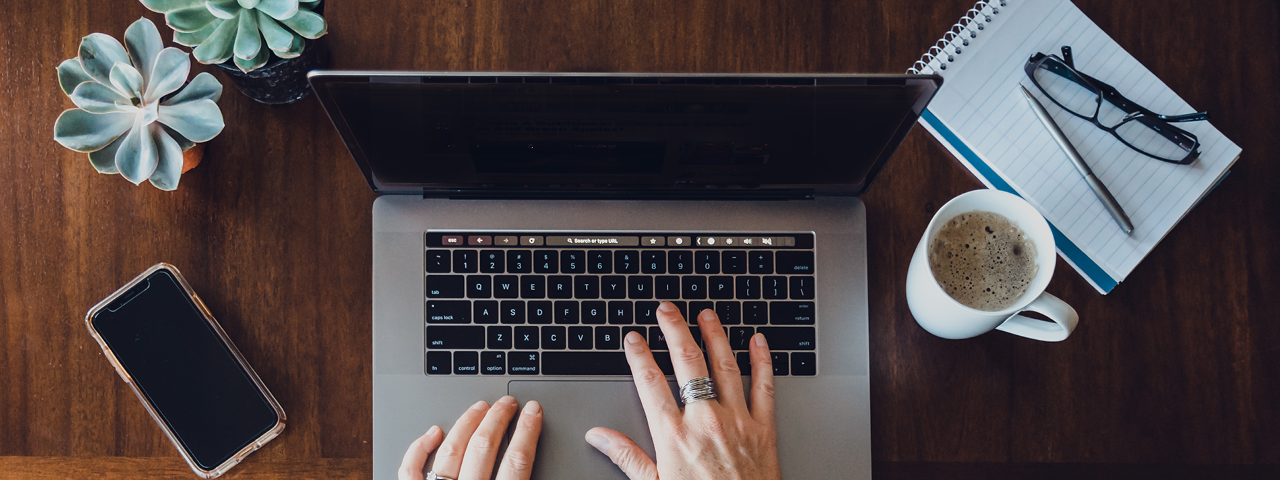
[
  {"xmin": 140, "ymin": 0, "xmax": 328, "ymax": 73},
  {"xmin": 54, "ymin": 17, "xmax": 225, "ymax": 191}
]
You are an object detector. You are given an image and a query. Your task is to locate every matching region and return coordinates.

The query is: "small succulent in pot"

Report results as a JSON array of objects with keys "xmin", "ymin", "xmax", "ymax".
[
  {"xmin": 142, "ymin": 0, "xmax": 328, "ymax": 72},
  {"xmin": 53, "ymin": 17, "xmax": 225, "ymax": 191}
]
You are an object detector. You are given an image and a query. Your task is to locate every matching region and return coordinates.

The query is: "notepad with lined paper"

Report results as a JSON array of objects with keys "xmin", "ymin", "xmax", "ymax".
[{"xmin": 908, "ymin": 0, "xmax": 1241, "ymax": 294}]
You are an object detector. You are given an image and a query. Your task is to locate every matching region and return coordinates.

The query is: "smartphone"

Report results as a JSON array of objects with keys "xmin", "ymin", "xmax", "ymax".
[{"xmin": 86, "ymin": 263, "xmax": 285, "ymax": 478}]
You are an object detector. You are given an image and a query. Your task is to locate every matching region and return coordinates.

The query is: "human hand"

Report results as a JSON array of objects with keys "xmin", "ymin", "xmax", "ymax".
[
  {"xmin": 586, "ymin": 302, "xmax": 782, "ymax": 480},
  {"xmin": 398, "ymin": 396, "xmax": 543, "ymax": 480}
]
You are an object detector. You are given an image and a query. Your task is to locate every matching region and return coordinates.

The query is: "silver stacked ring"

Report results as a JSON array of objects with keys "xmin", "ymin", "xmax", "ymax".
[
  {"xmin": 426, "ymin": 471, "xmax": 456, "ymax": 480},
  {"xmin": 679, "ymin": 377, "xmax": 717, "ymax": 405}
]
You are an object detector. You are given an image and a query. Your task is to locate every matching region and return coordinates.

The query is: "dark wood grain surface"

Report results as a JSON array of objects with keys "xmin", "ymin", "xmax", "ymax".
[{"xmin": 2, "ymin": 0, "xmax": 1276, "ymax": 478}]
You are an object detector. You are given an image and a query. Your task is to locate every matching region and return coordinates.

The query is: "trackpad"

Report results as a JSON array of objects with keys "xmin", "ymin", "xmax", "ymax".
[{"xmin": 509, "ymin": 380, "xmax": 674, "ymax": 479}]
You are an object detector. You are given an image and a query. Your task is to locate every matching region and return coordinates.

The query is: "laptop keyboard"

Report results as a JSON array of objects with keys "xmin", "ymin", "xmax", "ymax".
[{"xmin": 424, "ymin": 232, "xmax": 817, "ymax": 377}]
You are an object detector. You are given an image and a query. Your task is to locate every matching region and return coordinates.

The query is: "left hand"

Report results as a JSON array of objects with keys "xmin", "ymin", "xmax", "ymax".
[{"xmin": 398, "ymin": 396, "xmax": 543, "ymax": 480}]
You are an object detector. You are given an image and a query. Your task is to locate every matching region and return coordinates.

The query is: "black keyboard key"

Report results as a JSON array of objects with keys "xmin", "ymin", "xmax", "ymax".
[
  {"xmin": 629, "ymin": 276, "xmax": 654, "ymax": 299},
  {"xmin": 501, "ymin": 300, "xmax": 525, "ymax": 324},
  {"xmin": 722, "ymin": 251, "xmax": 747, "ymax": 274},
  {"xmin": 621, "ymin": 326, "xmax": 646, "ymax": 343},
  {"xmin": 695, "ymin": 251, "xmax": 720, "ymax": 274},
  {"xmin": 789, "ymin": 276, "xmax": 815, "ymax": 300},
  {"xmin": 763, "ymin": 276, "xmax": 787, "ymax": 299},
  {"xmin": 749, "ymin": 251, "xmax": 774, "ymax": 274},
  {"xmin": 480, "ymin": 250, "xmax": 504, "ymax": 273},
  {"xmin": 736, "ymin": 352, "xmax": 751, "ymax": 375},
  {"xmin": 534, "ymin": 250, "xmax": 558, "ymax": 273},
  {"xmin": 689, "ymin": 301, "xmax": 714, "ymax": 320},
  {"xmin": 568, "ymin": 326, "xmax": 593, "ymax": 350},
  {"xmin": 641, "ymin": 251, "xmax": 666, "ymax": 274},
  {"xmin": 426, "ymin": 300, "xmax": 470, "ymax": 324},
  {"xmin": 756, "ymin": 327, "xmax": 815, "ymax": 350},
  {"xmin": 454, "ymin": 351, "xmax": 479, "ymax": 375},
  {"xmin": 481, "ymin": 351, "xmax": 506, "ymax": 375},
  {"xmin": 561, "ymin": 250, "xmax": 586, "ymax": 273},
  {"xmin": 554, "ymin": 301, "xmax": 579, "ymax": 324},
  {"xmin": 548, "ymin": 275, "xmax": 573, "ymax": 299},
  {"xmin": 648, "ymin": 327, "xmax": 668, "ymax": 350},
  {"xmin": 542, "ymin": 352, "xmax": 631, "ymax": 375},
  {"xmin": 597, "ymin": 326, "xmax": 622, "ymax": 349},
  {"xmin": 608, "ymin": 301, "xmax": 634, "ymax": 324},
  {"xmin": 791, "ymin": 352, "xmax": 816, "ymax": 375},
  {"xmin": 467, "ymin": 275, "xmax": 491, "ymax": 298},
  {"xmin": 635, "ymin": 301, "xmax": 659, "ymax": 324},
  {"xmin": 582, "ymin": 301, "xmax": 607, "ymax": 324},
  {"xmin": 542, "ymin": 326, "xmax": 566, "ymax": 349},
  {"xmin": 770, "ymin": 352, "xmax": 789, "ymax": 376},
  {"xmin": 574, "ymin": 275, "xmax": 600, "ymax": 299},
  {"xmin": 514, "ymin": 326, "xmax": 538, "ymax": 349},
  {"xmin": 426, "ymin": 275, "xmax": 464, "ymax": 298},
  {"xmin": 716, "ymin": 301, "xmax": 741, "ymax": 325},
  {"xmin": 487, "ymin": 326, "xmax": 512, "ymax": 349},
  {"xmin": 588, "ymin": 251, "xmax": 612, "ymax": 273},
  {"xmin": 427, "ymin": 351, "xmax": 451, "ymax": 375},
  {"xmin": 601, "ymin": 276, "xmax": 627, "ymax": 299},
  {"xmin": 729, "ymin": 327, "xmax": 754, "ymax": 350},
  {"xmin": 615, "ymin": 251, "xmax": 640, "ymax": 274},
  {"xmin": 474, "ymin": 300, "xmax": 499, "ymax": 324},
  {"xmin": 682, "ymin": 276, "xmax": 708, "ymax": 299},
  {"xmin": 776, "ymin": 251, "xmax": 815, "ymax": 274},
  {"xmin": 509, "ymin": 351, "xmax": 539, "ymax": 375},
  {"xmin": 743, "ymin": 301, "xmax": 768, "ymax": 325},
  {"xmin": 432, "ymin": 327, "xmax": 486, "ymax": 350},
  {"xmin": 426, "ymin": 250, "xmax": 450, "ymax": 273},
  {"xmin": 527, "ymin": 301, "xmax": 553, "ymax": 324},
  {"xmin": 671, "ymin": 301, "xmax": 688, "ymax": 319},
  {"xmin": 709, "ymin": 276, "xmax": 734, "ymax": 299},
  {"xmin": 493, "ymin": 275, "xmax": 520, "ymax": 298},
  {"xmin": 668, "ymin": 251, "xmax": 692, "ymax": 274},
  {"xmin": 507, "ymin": 250, "xmax": 532, "ymax": 273},
  {"xmin": 736, "ymin": 276, "xmax": 760, "ymax": 299},
  {"xmin": 769, "ymin": 302, "xmax": 815, "ymax": 325},
  {"xmin": 453, "ymin": 250, "xmax": 478, "ymax": 273},
  {"xmin": 689, "ymin": 326, "xmax": 703, "ymax": 349},
  {"xmin": 652, "ymin": 351, "xmax": 675, "ymax": 375},
  {"xmin": 655, "ymin": 276, "xmax": 681, "ymax": 299},
  {"xmin": 521, "ymin": 276, "xmax": 545, "ymax": 299}
]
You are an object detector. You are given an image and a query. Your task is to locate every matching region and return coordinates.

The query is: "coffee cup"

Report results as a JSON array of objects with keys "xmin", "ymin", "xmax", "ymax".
[{"xmin": 906, "ymin": 189, "xmax": 1078, "ymax": 341}]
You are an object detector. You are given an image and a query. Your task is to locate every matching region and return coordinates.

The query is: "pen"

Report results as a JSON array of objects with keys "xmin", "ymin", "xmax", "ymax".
[{"xmin": 1019, "ymin": 84, "xmax": 1135, "ymax": 235}]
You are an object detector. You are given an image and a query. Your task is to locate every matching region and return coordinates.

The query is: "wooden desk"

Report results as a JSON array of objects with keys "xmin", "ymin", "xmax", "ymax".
[{"xmin": 2, "ymin": 0, "xmax": 1276, "ymax": 477}]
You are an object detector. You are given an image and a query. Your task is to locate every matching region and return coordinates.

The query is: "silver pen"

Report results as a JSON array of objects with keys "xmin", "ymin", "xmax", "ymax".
[{"xmin": 1019, "ymin": 84, "xmax": 1135, "ymax": 235}]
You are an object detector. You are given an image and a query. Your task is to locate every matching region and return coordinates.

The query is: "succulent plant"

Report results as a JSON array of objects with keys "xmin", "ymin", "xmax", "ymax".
[
  {"xmin": 141, "ymin": 0, "xmax": 328, "ymax": 73},
  {"xmin": 54, "ymin": 17, "xmax": 225, "ymax": 191}
]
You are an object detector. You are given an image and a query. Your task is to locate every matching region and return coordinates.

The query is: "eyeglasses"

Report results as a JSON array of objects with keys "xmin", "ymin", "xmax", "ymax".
[{"xmin": 1024, "ymin": 46, "xmax": 1209, "ymax": 165}]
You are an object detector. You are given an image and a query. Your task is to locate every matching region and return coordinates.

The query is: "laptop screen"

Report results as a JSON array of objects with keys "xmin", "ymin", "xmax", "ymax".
[{"xmin": 310, "ymin": 74, "xmax": 940, "ymax": 196}]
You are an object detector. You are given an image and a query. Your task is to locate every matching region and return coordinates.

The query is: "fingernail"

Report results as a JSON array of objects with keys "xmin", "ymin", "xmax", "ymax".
[
  {"xmin": 500, "ymin": 395, "xmax": 517, "ymax": 404},
  {"xmin": 657, "ymin": 301, "xmax": 677, "ymax": 313},
  {"xmin": 523, "ymin": 401, "xmax": 541, "ymax": 415},
  {"xmin": 625, "ymin": 331, "xmax": 642, "ymax": 345},
  {"xmin": 754, "ymin": 333, "xmax": 767, "ymax": 347},
  {"xmin": 585, "ymin": 433, "xmax": 612, "ymax": 453},
  {"xmin": 427, "ymin": 425, "xmax": 440, "ymax": 435},
  {"xmin": 471, "ymin": 400, "xmax": 489, "ymax": 410}
]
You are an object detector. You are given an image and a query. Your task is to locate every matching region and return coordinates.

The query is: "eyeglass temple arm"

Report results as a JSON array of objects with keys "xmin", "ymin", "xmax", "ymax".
[
  {"xmin": 1061, "ymin": 46, "xmax": 1074, "ymax": 69},
  {"xmin": 1076, "ymin": 70, "xmax": 1212, "ymax": 122}
]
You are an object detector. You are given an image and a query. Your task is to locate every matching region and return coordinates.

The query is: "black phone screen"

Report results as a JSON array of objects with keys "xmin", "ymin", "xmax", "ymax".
[{"xmin": 92, "ymin": 269, "xmax": 279, "ymax": 471}]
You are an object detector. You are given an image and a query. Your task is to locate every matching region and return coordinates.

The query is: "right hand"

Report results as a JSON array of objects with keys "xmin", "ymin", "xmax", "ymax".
[{"xmin": 585, "ymin": 302, "xmax": 782, "ymax": 480}]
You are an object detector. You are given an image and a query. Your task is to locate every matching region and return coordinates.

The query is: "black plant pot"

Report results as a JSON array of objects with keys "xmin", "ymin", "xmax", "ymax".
[{"xmin": 216, "ymin": 39, "xmax": 329, "ymax": 105}]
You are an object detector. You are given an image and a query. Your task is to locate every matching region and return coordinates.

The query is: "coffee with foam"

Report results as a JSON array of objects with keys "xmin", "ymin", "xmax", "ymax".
[{"xmin": 928, "ymin": 210, "xmax": 1038, "ymax": 311}]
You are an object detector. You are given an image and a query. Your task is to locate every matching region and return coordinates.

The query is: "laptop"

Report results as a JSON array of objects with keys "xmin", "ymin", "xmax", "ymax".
[{"xmin": 308, "ymin": 72, "xmax": 940, "ymax": 479}]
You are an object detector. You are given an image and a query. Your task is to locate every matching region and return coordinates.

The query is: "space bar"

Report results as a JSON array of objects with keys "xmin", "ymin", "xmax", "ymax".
[{"xmin": 543, "ymin": 352, "xmax": 632, "ymax": 375}]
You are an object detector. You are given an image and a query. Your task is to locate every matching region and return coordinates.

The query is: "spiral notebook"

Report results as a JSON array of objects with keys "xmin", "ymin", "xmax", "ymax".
[{"xmin": 908, "ymin": 0, "xmax": 1241, "ymax": 294}]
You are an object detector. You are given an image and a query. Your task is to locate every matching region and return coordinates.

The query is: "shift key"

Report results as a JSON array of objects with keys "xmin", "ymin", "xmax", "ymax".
[
  {"xmin": 756, "ymin": 327, "xmax": 816, "ymax": 350},
  {"xmin": 427, "ymin": 326, "xmax": 485, "ymax": 349}
]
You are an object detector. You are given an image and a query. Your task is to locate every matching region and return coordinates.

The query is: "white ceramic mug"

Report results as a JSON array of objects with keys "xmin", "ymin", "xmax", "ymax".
[{"xmin": 906, "ymin": 189, "xmax": 1079, "ymax": 341}]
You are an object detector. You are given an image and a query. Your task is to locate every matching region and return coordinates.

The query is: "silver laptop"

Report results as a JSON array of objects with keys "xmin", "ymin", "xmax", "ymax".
[{"xmin": 309, "ymin": 72, "xmax": 940, "ymax": 480}]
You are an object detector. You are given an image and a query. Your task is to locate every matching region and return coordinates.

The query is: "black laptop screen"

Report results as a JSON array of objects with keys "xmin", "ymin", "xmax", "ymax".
[{"xmin": 314, "ymin": 76, "xmax": 938, "ymax": 195}]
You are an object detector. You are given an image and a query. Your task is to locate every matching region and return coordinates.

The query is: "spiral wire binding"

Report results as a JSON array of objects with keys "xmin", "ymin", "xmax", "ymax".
[{"xmin": 908, "ymin": 1, "xmax": 1006, "ymax": 74}]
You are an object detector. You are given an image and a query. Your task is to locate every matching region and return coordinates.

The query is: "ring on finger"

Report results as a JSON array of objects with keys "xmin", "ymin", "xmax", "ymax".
[
  {"xmin": 679, "ymin": 376, "xmax": 717, "ymax": 404},
  {"xmin": 426, "ymin": 471, "xmax": 456, "ymax": 480}
]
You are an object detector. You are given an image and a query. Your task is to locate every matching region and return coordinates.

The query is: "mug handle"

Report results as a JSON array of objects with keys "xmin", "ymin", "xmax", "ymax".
[{"xmin": 994, "ymin": 292, "xmax": 1079, "ymax": 342}]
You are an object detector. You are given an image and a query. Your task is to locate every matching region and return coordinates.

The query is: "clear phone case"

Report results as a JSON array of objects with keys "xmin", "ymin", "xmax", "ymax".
[{"xmin": 85, "ymin": 263, "xmax": 286, "ymax": 478}]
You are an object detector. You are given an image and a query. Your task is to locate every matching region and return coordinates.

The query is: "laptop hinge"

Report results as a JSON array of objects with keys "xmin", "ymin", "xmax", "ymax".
[{"xmin": 422, "ymin": 189, "xmax": 816, "ymax": 201}]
